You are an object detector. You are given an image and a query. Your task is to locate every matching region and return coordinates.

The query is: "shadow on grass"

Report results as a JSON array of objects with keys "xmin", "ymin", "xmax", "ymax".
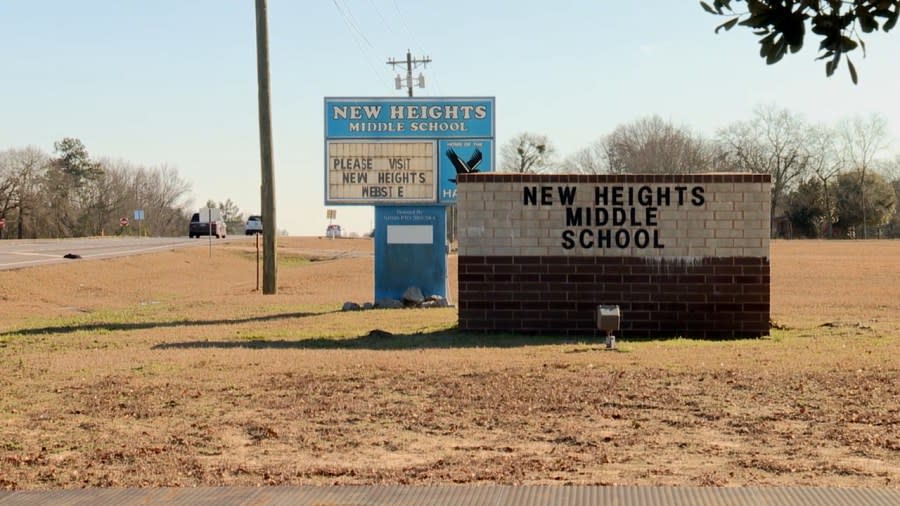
[
  {"xmin": 0, "ymin": 311, "xmax": 329, "ymax": 337},
  {"xmin": 151, "ymin": 328, "xmax": 603, "ymax": 351}
]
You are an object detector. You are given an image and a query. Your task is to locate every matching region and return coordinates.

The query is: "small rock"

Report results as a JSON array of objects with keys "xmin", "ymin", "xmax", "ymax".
[
  {"xmin": 341, "ymin": 302, "xmax": 361, "ymax": 311},
  {"xmin": 424, "ymin": 295, "xmax": 448, "ymax": 307},
  {"xmin": 63, "ymin": 253, "xmax": 82, "ymax": 259},
  {"xmin": 362, "ymin": 302, "xmax": 374, "ymax": 310},
  {"xmin": 402, "ymin": 286, "xmax": 425, "ymax": 305}
]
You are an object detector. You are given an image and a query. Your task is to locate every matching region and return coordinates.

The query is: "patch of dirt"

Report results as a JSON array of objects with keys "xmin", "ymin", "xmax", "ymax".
[{"xmin": 0, "ymin": 238, "xmax": 898, "ymax": 489}]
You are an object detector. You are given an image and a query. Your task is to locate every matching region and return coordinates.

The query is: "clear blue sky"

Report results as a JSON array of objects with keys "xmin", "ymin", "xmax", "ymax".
[{"xmin": 2, "ymin": 1, "xmax": 899, "ymax": 236}]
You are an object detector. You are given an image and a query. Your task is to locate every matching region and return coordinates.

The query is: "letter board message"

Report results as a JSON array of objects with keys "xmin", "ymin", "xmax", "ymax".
[{"xmin": 326, "ymin": 141, "xmax": 435, "ymax": 204}]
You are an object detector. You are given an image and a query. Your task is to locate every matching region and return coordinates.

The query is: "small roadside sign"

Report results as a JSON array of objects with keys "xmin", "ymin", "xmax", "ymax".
[{"xmin": 119, "ymin": 217, "xmax": 129, "ymax": 227}]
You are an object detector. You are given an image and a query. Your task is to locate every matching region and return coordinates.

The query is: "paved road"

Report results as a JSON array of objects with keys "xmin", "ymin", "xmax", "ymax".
[
  {"xmin": 1, "ymin": 485, "xmax": 898, "ymax": 506},
  {"xmin": 0, "ymin": 237, "xmax": 235, "ymax": 271}
]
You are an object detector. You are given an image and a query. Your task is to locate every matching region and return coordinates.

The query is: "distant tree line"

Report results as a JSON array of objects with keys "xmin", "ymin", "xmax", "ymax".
[
  {"xmin": 500, "ymin": 105, "xmax": 899, "ymax": 239},
  {"xmin": 0, "ymin": 138, "xmax": 197, "ymax": 238}
]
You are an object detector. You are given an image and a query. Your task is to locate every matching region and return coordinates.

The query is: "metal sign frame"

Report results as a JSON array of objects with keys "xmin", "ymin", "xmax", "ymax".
[{"xmin": 323, "ymin": 96, "xmax": 495, "ymax": 206}]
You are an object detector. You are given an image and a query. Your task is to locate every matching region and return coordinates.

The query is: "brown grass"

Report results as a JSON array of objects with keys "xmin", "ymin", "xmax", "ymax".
[{"xmin": 1, "ymin": 238, "xmax": 898, "ymax": 489}]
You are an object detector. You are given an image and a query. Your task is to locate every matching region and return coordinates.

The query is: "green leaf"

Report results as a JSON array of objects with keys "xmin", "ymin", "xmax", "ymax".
[
  {"xmin": 884, "ymin": 13, "xmax": 899, "ymax": 31},
  {"xmin": 741, "ymin": 13, "xmax": 774, "ymax": 29},
  {"xmin": 873, "ymin": 5, "xmax": 894, "ymax": 17},
  {"xmin": 715, "ymin": 17, "xmax": 739, "ymax": 33},
  {"xmin": 839, "ymin": 36, "xmax": 858, "ymax": 52},
  {"xmin": 825, "ymin": 49, "xmax": 842, "ymax": 77},
  {"xmin": 862, "ymin": 17, "xmax": 879, "ymax": 32},
  {"xmin": 713, "ymin": 0, "xmax": 732, "ymax": 11},
  {"xmin": 819, "ymin": 33, "xmax": 838, "ymax": 51},
  {"xmin": 700, "ymin": 1, "xmax": 717, "ymax": 15},
  {"xmin": 767, "ymin": 37, "xmax": 788, "ymax": 64},
  {"xmin": 848, "ymin": 58, "xmax": 858, "ymax": 84},
  {"xmin": 856, "ymin": 8, "xmax": 879, "ymax": 33},
  {"xmin": 758, "ymin": 32, "xmax": 777, "ymax": 58}
]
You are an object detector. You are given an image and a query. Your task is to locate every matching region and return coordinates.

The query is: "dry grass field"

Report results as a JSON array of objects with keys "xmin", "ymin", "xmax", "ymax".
[{"xmin": 0, "ymin": 238, "xmax": 898, "ymax": 490}]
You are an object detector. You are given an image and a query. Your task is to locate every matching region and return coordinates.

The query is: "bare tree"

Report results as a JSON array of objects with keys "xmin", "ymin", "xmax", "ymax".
[
  {"xmin": 599, "ymin": 116, "xmax": 713, "ymax": 174},
  {"xmin": 562, "ymin": 141, "xmax": 606, "ymax": 174},
  {"xmin": 86, "ymin": 159, "xmax": 136, "ymax": 235},
  {"xmin": 0, "ymin": 147, "xmax": 49, "ymax": 238},
  {"xmin": 143, "ymin": 164, "xmax": 193, "ymax": 236},
  {"xmin": 114, "ymin": 161, "xmax": 193, "ymax": 236},
  {"xmin": 878, "ymin": 155, "xmax": 900, "ymax": 182},
  {"xmin": 500, "ymin": 132, "xmax": 557, "ymax": 173},
  {"xmin": 881, "ymin": 156, "xmax": 900, "ymax": 237},
  {"xmin": 717, "ymin": 105, "xmax": 811, "ymax": 236},
  {"xmin": 806, "ymin": 124, "xmax": 844, "ymax": 237},
  {"xmin": 838, "ymin": 114, "xmax": 890, "ymax": 239},
  {"xmin": 0, "ymin": 152, "xmax": 17, "ymax": 219}
]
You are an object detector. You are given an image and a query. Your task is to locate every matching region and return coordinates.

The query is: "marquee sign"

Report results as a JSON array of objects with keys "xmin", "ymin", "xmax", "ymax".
[
  {"xmin": 324, "ymin": 97, "xmax": 495, "ymax": 205},
  {"xmin": 326, "ymin": 140, "xmax": 436, "ymax": 204}
]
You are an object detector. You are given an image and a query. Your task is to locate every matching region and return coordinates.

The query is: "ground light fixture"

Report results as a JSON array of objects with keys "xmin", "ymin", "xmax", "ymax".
[{"xmin": 597, "ymin": 305, "xmax": 621, "ymax": 349}]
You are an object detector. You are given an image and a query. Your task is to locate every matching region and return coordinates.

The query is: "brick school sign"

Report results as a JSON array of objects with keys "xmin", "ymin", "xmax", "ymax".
[{"xmin": 456, "ymin": 173, "xmax": 771, "ymax": 339}]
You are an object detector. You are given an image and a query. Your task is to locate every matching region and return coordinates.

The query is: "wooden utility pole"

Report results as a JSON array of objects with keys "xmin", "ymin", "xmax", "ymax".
[
  {"xmin": 387, "ymin": 50, "xmax": 430, "ymax": 97},
  {"xmin": 255, "ymin": 0, "xmax": 277, "ymax": 294}
]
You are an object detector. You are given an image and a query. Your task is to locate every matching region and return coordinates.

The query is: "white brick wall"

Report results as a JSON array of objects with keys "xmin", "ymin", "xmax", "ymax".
[{"xmin": 458, "ymin": 178, "xmax": 771, "ymax": 258}]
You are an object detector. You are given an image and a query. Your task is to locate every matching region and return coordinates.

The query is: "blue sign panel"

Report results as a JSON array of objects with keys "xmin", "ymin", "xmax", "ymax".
[
  {"xmin": 325, "ymin": 97, "xmax": 494, "ymax": 139},
  {"xmin": 438, "ymin": 139, "xmax": 493, "ymax": 204},
  {"xmin": 374, "ymin": 206, "xmax": 447, "ymax": 301},
  {"xmin": 324, "ymin": 96, "xmax": 492, "ymax": 302}
]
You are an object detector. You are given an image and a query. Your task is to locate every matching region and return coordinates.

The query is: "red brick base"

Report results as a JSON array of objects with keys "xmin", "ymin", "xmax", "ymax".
[{"xmin": 458, "ymin": 255, "xmax": 770, "ymax": 339}]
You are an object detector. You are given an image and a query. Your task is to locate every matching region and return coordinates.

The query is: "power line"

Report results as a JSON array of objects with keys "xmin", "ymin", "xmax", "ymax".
[
  {"xmin": 367, "ymin": 0, "xmax": 392, "ymax": 32},
  {"xmin": 332, "ymin": 0, "xmax": 373, "ymax": 48},
  {"xmin": 390, "ymin": 0, "xmax": 416, "ymax": 46},
  {"xmin": 330, "ymin": 0, "xmax": 388, "ymax": 87}
]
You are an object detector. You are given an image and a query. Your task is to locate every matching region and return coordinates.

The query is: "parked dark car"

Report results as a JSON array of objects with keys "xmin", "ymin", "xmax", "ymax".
[{"xmin": 189, "ymin": 212, "xmax": 227, "ymax": 238}]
